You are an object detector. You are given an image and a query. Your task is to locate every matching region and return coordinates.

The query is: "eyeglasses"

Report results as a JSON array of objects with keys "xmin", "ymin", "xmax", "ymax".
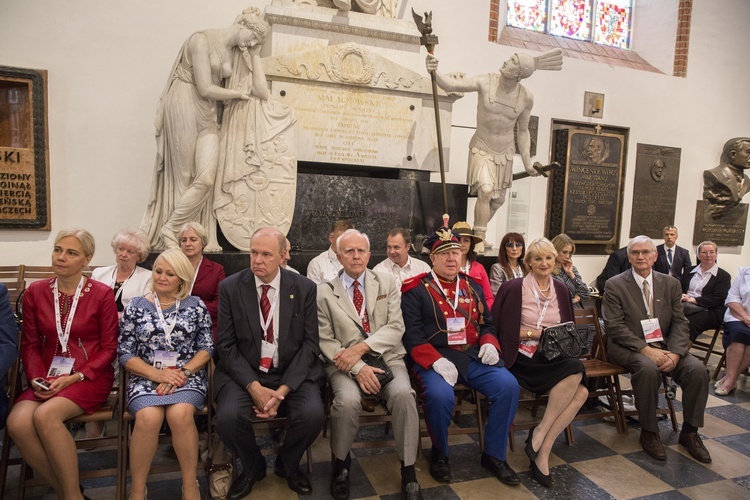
[{"xmin": 505, "ymin": 242, "xmax": 524, "ymax": 248}]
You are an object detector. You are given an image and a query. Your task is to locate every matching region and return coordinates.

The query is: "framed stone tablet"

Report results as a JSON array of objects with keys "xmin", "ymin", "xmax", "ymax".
[{"xmin": 0, "ymin": 66, "xmax": 50, "ymax": 229}]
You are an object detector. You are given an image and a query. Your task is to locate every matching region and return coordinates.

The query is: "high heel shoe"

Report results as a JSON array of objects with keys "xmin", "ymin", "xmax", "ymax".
[
  {"xmin": 529, "ymin": 459, "xmax": 551, "ymax": 488},
  {"xmin": 525, "ymin": 426, "xmax": 539, "ymax": 462}
]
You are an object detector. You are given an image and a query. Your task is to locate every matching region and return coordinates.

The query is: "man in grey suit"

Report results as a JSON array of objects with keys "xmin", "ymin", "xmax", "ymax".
[
  {"xmin": 214, "ymin": 227, "xmax": 325, "ymax": 498},
  {"xmin": 317, "ymin": 229, "xmax": 421, "ymax": 500},
  {"xmin": 603, "ymin": 235, "xmax": 711, "ymax": 464}
]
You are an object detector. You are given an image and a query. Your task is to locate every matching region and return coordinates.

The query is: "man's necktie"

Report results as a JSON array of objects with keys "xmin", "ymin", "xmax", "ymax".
[
  {"xmin": 667, "ymin": 248, "xmax": 673, "ymax": 268},
  {"xmin": 260, "ymin": 284, "xmax": 274, "ymax": 343},
  {"xmin": 643, "ymin": 280, "xmax": 653, "ymax": 317},
  {"xmin": 352, "ymin": 280, "xmax": 370, "ymax": 334}
]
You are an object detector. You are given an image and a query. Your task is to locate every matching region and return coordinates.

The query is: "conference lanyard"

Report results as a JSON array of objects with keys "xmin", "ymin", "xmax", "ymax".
[
  {"xmin": 532, "ymin": 279, "xmax": 551, "ymax": 331},
  {"xmin": 53, "ymin": 277, "xmax": 85, "ymax": 354},
  {"xmin": 259, "ymin": 287, "xmax": 278, "ymax": 342},
  {"xmin": 431, "ymin": 271, "xmax": 460, "ymax": 313},
  {"xmin": 109, "ymin": 266, "xmax": 136, "ymax": 302},
  {"xmin": 153, "ymin": 294, "xmax": 180, "ymax": 349},
  {"xmin": 188, "ymin": 256, "xmax": 202, "ymax": 295}
]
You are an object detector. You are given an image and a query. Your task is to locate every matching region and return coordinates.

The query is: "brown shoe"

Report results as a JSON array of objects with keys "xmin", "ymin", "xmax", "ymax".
[
  {"xmin": 679, "ymin": 431, "xmax": 712, "ymax": 463},
  {"xmin": 640, "ymin": 430, "xmax": 666, "ymax": 460}
]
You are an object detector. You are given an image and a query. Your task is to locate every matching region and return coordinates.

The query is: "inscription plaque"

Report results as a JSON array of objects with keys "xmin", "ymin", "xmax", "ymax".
[
  {"xmin": 0, "ymin": 66, "xmax": 50, "ymax": 229},
  {"xmin": 561, "ymin": 132, "xmax": 624, "ymax": 244},
  {"xmin": 693, "ymin": 200, "xmax": 747, "ymax": 246},
  {"xmin": 629, "ymin": 144, "xmax": 681, "ymax": 238}
]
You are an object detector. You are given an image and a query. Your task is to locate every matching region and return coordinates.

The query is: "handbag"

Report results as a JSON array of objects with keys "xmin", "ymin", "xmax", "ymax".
[
  {"xmin": 539, "ymin": 321, "xmax": 586, "ymax": 362},
  {"xmin": 205, "ymin": 434, "xmax": 233, "ymax": 499},
  {"xmin": 361, "ymin": 353, "xmax": 394, "ymax": 387}
]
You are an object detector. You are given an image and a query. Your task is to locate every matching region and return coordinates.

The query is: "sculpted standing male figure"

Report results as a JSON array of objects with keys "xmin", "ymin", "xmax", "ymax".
[
  {"xmin": 318, "ymin": 229, "xmax": 422, "ymax": 500},
  {"xmin": 425, "ymin": 49, "xmax": 562, "ymax": 252},
  {"xmin": 603, "ymin": 235, "xmax": 711, "ymax": 464},
  {"xmin": 653, "ymin": 225, "xmax": 692, "ymax": 280},
  {"xmin": 214, "ymin": 227, "xmax": 324, "ymax": 498},
  {"xmin": 372, "ymin": 228, "xmax": 431, "ymax": 288},
  {"xmin": 401, "ymin": 228, "xmax": 520, "ymax": 485}
]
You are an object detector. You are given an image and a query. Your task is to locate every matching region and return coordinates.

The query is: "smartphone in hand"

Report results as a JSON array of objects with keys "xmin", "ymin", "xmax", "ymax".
[{"xmin": 33, "ymin": 378, "xmax": 51, "ymax": 391}]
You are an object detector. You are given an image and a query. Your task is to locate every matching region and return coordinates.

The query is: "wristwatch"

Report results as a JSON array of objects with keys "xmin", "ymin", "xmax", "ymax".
[
  {"xmin": 526, "ymin": 330, "xmax": 533, "ymax": 340},
  {"xmin": 182, "ymin": 368, "xmax": 192, "ymax": 377},
  {"xmin": 78, "ymin": 372, "xmax": 85, "ymax": 382}
]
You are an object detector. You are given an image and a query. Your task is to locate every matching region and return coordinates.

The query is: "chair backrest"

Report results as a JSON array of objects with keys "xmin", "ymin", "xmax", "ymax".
[
  {"xmin": 0, "ymin": 265, "xmax": 24, "ymax": 282},
  {"xmin": 20, "ymin": 265, "xmax": 56, "ymax": 284},
  {"xmin": 3, "ymin": 281, "xmax": 25, "ymax": 315},
  {"xmin": 573, "ymin": 307, "xmax": 608, "ymax": 363}
]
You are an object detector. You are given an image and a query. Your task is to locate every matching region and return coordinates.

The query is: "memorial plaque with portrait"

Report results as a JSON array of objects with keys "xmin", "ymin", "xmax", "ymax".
[
  {"xmin": 558, "ymin": 132, "xmax": 625, "ymax": 244},
  {"xmin": 629, "ymin": 144, "xmax": 681, "ymax": 238},
  {"xmin": 0, "ymin": 66, "xmax": 50, "ymax": 229}
]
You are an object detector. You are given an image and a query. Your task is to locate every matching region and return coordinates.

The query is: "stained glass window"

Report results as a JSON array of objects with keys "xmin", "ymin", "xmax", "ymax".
[
  {"xmin": 507, "ymin": 0, "xmax": 547, "ymax": 32},
  {"xmin": 506, "ymin": 0, "xmax": 632, "ymax": 48}
]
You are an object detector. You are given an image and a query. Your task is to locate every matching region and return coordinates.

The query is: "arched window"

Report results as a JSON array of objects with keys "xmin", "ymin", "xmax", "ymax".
[{"xmin": 507, "ymin": 0, "xmax": 633, "ymax": 49}]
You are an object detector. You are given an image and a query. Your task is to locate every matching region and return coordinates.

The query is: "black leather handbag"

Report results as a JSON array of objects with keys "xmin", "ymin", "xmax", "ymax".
[
  {"xmin": 360, "ymin": 353, "xmax": 394, "ymax": 387},
  {"xmin": 539, "ymin": 321, "xmax": 586, "ymax": 362}
]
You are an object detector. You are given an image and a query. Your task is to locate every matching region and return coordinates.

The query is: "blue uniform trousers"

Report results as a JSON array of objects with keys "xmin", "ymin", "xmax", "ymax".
[{"xmin": 412, "ymin": 358, "xmax": 519, "ymax": 460}]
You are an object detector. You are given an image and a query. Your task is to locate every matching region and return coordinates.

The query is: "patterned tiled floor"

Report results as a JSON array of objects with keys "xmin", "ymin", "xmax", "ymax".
[{"xmin": 4, "ymin": 347, "xmax": 749, "ymax": 499}]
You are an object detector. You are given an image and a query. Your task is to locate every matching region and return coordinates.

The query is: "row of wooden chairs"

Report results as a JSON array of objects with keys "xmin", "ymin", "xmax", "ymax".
[{"xmin": 0, "ymin": 265, "xmax": 101, "ymax": 284}]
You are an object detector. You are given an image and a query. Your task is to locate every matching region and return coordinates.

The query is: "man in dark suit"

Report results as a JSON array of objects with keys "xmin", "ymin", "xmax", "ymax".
[
  {"xmin": 214, "ymin": 227, "xmax": 325, "ymax": 498},
  {"xmin": 0, "ymin": 283, "xmax": 19, "ymax": 429},
  {"xmin": 596, "ymin": 246, "xmax": 630, "ymax": 293},
  {"xmin": 653, "ymin": 225, "xmax": 692, "ymax": 280},
  {"xmin": 603, "ymin": 236, "xmax": 710, "ymax": 464}
]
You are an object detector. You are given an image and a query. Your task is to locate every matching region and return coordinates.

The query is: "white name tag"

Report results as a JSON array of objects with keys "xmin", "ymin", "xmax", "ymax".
[
  {"xmin": 446, "ymin": 317, "xmax": 467, "ymax": 345},
  {"xmin": 518, "ymin": 340, "xmax": 539, "ymax": 358},
  {"xmin": 47, "ymin": 356, "xmax": 75, "ymax": 379},
  {"xmin": 260, "ymin": 340, "xmax": 277, "ymax": 373},
  {"xmin": 641, "ymin": 318, "xmax": 664, "ymax": 343},
  {"xmin": 153, "ymin": 350, "xmax": 179, "ymax": 370}
]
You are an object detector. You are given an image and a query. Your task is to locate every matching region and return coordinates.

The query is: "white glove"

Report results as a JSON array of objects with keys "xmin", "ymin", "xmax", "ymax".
[
  {"xmin": 479, "ymin": 344, "xmax": 500, "ymax": 365},
  {"xmin": 432, "ymin": 358, "xmax": 458, "ymax": 386}
]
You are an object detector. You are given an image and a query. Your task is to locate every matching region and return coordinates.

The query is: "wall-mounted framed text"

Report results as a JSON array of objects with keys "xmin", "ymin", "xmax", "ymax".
[{"xmin": 0, "ymin": 66, "xmax": 50, "ymax": 229}]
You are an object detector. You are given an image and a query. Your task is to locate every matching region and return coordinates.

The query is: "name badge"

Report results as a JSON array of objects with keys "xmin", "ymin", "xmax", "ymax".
[
  {"xmin": 47, "ymin": 356, "xmax": 75, "ymax": 379},
  {"xmin": 260, "ymin": 340, "xmax": 276, "ymax": 373},
  {"xmin": 446, "ymin": 317, "xmax": 467, "ymax": 345},
  {"xmin": 153, "ymin": 350, "xmax": 179, "ymax": 370},
  {"xmin": 518, "ymin": 340, "xmax": 539, "ymax": 358},
  {"xmin": 641, "ymin": 318, "xmax": 664, "ymax": 343}
]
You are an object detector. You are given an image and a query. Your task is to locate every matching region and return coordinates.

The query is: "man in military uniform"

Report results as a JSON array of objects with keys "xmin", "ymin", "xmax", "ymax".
[{"xmin": 400, "ymin": 227, "xmax": 520, "ymax": 485}]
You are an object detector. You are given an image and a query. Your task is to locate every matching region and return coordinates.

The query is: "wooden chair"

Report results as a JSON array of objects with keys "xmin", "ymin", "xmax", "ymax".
[
  {"xmin": 3, "ymin": 281, "xmax": 25, "ymax": 316},
  {"xmin": 117, "ymin": 363, "xmax": 214, "ymax": 500},
  {"xmin": 0, "ymin": 265, "xmax": 24, "ymax": 283},
  {"xmin": 18, "ymin": 266, "xmax": 55, "ymax": 284},
  {"xmin": 712, "ymin": 349, "xmax": 750, "ymax": 380},
  {"xmin": 691, "ymin": 326, "xmax": 724, "ymax": 366}
]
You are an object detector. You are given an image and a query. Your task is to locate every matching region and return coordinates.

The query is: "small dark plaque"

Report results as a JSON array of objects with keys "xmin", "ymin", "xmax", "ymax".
[
  {"xmin": 693, "ymin": 200, "xmax": 747, "ymax": 246},
  {"xmin": 629, "ymin": 144, "xmax": 681, "ymax": 238},
  {"xmin": 561, "ymin": 132, "xmax": 624, "ymax": 244}
]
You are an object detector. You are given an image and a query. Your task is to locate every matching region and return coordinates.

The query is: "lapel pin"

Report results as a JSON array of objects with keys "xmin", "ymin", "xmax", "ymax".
[{"xmin": 290, "ymin": 294, "xmax": 294, "ymax": 299}]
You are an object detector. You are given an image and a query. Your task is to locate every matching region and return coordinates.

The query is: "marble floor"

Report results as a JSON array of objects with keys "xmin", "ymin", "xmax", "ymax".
[{"xmin": 3, "ymin": 346, "xmax": 749, "ymax": 500}]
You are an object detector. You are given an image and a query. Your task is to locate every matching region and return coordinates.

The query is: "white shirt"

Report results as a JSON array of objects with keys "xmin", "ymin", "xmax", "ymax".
[
  {"xmin": 724, "ymin": 267, "xmax": 750, "ymax": 324},
  {"xmin": 686, "ymin": 264, "xmax": 718, "ymax": 299},
  {"xmin": 283, "ymin": 264, "xmax": 300, "ymax": 274},
  {"xmin": 372, "ymin": 255, "xmax": 431, "ymax": 291},
  {"xmin": 254, "ymin": 271, "xmax": 281, "ymax": 366},
  {"xmin": 631, "ymin": 269, "xmax": 654, "ymax": 317},
  {"xmin": 306, "ymin": 248, "xmax": 341, "ymax": 285}
]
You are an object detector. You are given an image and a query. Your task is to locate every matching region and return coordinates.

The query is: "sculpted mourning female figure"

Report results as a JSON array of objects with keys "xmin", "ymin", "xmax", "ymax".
[{"xmin": 141, "ymin": 8, "xmax": 270, "ymax": 251}]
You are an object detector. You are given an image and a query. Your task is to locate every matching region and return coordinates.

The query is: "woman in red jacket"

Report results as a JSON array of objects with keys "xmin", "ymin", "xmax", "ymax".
[{"xmin": 7, "ymin": 228, "xmax": 118, "ymax": 500}]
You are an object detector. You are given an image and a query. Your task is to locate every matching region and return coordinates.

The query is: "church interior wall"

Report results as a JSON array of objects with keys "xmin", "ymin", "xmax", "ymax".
[{"xmin": 0, "ymin": 0, "xmax": 748, "ymax": 284}]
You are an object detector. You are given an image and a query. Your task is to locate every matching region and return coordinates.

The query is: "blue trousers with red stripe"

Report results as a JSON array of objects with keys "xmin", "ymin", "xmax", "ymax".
[{"xmin": 412, "ymin": 359, "xmax": 519, "ymax": 460}]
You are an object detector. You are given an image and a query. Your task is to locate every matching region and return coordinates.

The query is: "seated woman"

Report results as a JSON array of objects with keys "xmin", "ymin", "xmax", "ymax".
[
  {"xmin": 551, "ymin": 234, "xmax": 590, "ymax": 309},
  {"xmin": 178, "ymin": 222, "xmax": 225, "ymax": 341},
  {"xmin": 490, "ymin": 232, "xmax": 527, "ymax": 296},
  {"xmin": 680, "ymin": 241, "xmax": 731, "ymax": 342},
  {"xmin": 452, "ymin": 221, "xmax": 494, "ymax": 309},
  {"xmin": 7, "ymin": 228, "xmax": 118, "ymax": 500},
  {"xmin": 92, "ymin": 228, "xmax": 152, "ymax": 316},
  {"xmin": 118, "ymin": 248, "xmax": 213, "ymax": 500},
  {"xmin": 715, "ymin": 266, "xmax": 750, "ymax": 396},
  {"xmin": 491, "ymin": 238, "xmax": 588, "ymax": 488}
]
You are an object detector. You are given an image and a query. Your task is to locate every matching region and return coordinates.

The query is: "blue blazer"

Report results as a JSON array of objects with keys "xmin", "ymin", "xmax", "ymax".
[{"xmin": 654, "ymin": 244, "xmax": 692, "ymax": 280}]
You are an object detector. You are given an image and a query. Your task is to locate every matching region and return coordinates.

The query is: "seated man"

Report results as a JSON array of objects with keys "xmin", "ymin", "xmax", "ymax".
[
  {"xmin": 603, "ymin": 235, "xmax": 711, "ymax": 463},
  {"xmin": 680, "ymin": 241, "xmax": 731, "ymax": 341},
  {"xmin": 307, "ymin": 219, "xmax": 354, "ymax": 285},
  {"xmin": 595, "ymin": 246, "xmax": 630, "ymax": 293},
  {"xmin": 214, "ymin": 227, "xmax": 325, "ymax": 498},
  {"xmin": 401, "ymin": 227, "xmax": 520, "ymax": 485},
  {"xmin": 372, "ymin": 227, "xmax": 431, "ymax": 288},
  {"xmin": 317, "ymin": 229, "xmax": 422, "ymax": 500},
  {"xmin": 0, "ymin": 283, "xmax": 19, "ymax": 429}
]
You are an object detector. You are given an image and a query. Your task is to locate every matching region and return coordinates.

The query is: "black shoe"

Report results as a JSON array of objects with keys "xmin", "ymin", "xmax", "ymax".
[
  {"xmin": 429, "ymin": 448, "xmax": 451, "ymax": 483},
  {"xmin": 275, "ymin": 464, "xmax": 313, "ymax": 496},
  {"xmin": 402, "ymin": 481, "xmax": 423, "ymax": 500},
  {"xmin": 227, "ymin": 465, "xmax": 267, "ymax": 499},
  {"xmin": 530, "ymin": 459, "xmax": 552, "ymax": 488},
  {"xmin": 525, "ymin": 426, "xmax": 539, "ymax": 463},
  {"xmin": 330, "ymin": 468, "xmax": 350, "ymax": 500},
  {"xmin": 480, "ymin": 453, "xmax": 520, "ymax": 485}
]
